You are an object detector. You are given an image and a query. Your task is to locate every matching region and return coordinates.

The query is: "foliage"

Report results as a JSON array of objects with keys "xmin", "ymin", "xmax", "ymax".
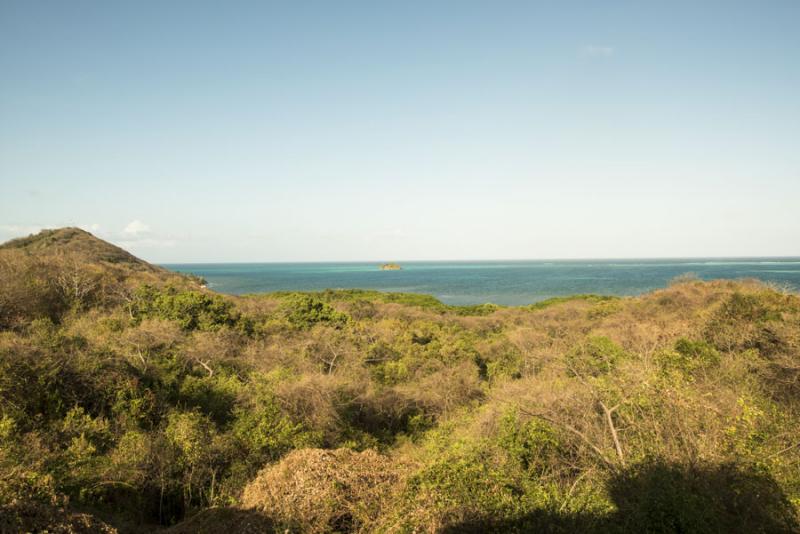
[
  {"xmin": 608, "ymin": 461, "xmax": 799, "ymax": 533},
  {"xmin": 657, "ymin": 338, "xmax": 720, "ymax": 376},
  {"xmin": 526, "ymin": 294, "xmax": 620, "ymax": 311},
  {"xmin": 497, "ymin": 409, "xmax": 561, "ymax": 475},
  {"xmin": 270, "ymin": 288, "xmax": 501, "ymax": 316},
  {"xmin": 230, "ymin": 374, "xmax": 320, "ymax": 471},
  {"xmin": 278, "ymin": 293, "xmax": 350, "ymax": 329},
  {"xmin": 1, "ymin": 230, "xmax": 799, "ymax": 532},
  {"xmin": 566, "ymin": 336, "xmax": 626, "ymax": 377},
  {"xmin": 397, "ymin": 452, "xmax": 527, "ymax": 530},
  {"xmin": 132, "ymin": 285, "xmax": 241, "ymax": 331},
  {"xmin": 704, "ymin": 291, "xmax": 790, "ymax": 355}
]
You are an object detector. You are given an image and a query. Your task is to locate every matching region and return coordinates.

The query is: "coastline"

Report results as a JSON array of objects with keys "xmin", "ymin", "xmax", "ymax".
[{"xmin": 163, "ymin": 258, "xmax": 800, "ymax": 306}]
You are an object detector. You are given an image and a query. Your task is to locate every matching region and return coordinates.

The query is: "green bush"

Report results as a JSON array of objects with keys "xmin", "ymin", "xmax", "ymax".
[
  {"xmin": 0, "ymin": 252, "xmax": 70, "ymax": 328},
  {"xmin": 566, "ymin": 336, "xmax": 626, "ymax": 377},
  {"xmin": 231, "ymin": 375, "xmax": 320, "ymax": 470},
  {"xmin": 178, "ymin": 372, "xmax": 242, "ymax": 425},
  {"xmin": 715, "ymin": 293, "xmax": 776, "ymax": 322},
  {"xmin": 497, "ymin": 410, "xmax": 560, "ymax": 475},
  {"xmin": 481, "ymin": 342, "xmax": 524, "ymax": 382},
  {"xmin": 132, "ymin": 286, "xmax": 240, "ymax": 331},
  {"xmin": 279, "ymin": 293, "xmax": 349, "ymax": 329},
  {"xmin": 399, "ymin": 453, "xmax": 526, "ymax": 529},
  {"xmin": 608, "ymin": 461, "xmax": 799, "ymax": 533},
  {"xmin": 527, "ymin": 294, "xmax": 619, "ymax": 311},
  {"xmin": 704, "ymin": 292, "xmax": 787, "ymax": 354},
  {"xmin": 658, "ymin": 338, "xmax": 720, "ymax": 376},
  {"xmin": 4, "ymin": 233, "xmax": 800, "ymax": 532}
]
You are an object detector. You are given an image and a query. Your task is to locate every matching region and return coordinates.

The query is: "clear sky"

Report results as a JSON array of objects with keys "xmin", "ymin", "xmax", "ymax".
[{"xmin": 1, "ymin": 1, "xmax": 799, "ymax": 262}]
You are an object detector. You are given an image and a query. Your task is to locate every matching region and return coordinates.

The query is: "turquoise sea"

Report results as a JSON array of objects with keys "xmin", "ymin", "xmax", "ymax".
[{"xmin": 163, "ymin": 259, "xmax": 800, "ymax": 306}]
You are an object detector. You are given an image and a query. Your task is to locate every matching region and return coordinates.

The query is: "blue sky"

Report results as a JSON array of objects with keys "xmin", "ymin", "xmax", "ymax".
[{"xmin": 1, "ymin": 1, "xmax": 799, "ymax": 262}]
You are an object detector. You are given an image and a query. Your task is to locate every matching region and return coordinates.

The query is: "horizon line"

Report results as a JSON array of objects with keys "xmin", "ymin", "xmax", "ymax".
[{"xmin": 159, "ymin": 255, "xmax": 800, "ymax": 265}]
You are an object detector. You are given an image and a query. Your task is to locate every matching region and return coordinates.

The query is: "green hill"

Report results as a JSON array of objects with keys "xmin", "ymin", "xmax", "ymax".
[
  {"xmin": 1, "ymin": 229, "xmax": 798, "ymax": 533},
  {"xmin": 0, "ymin": 228, "xmax": 199, "ymax": 330},
  {"xmin": 0, "ymin": 227, "xmax": 152, "ymax": 268}
]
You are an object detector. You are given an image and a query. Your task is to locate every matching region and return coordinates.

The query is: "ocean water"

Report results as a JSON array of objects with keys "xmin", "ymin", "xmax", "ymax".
[{"xmin": 162, "ymin": 259, "xmax": 800, "ymax": 306}]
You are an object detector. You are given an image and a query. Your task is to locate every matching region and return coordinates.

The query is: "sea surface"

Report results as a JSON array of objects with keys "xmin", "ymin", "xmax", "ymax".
[{"xmin": 163, "ymin": 259, "xmax": 800, "ymax": 306}]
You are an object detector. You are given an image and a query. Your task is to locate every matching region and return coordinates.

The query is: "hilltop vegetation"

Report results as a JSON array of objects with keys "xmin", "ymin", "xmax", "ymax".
[
  {"xmin": 0, "ymin": 227, "xmax": 161, "ymax": 272},
  {"xmin": 1, "ymin": 229, "xmax": 799, "ymax": 533}
]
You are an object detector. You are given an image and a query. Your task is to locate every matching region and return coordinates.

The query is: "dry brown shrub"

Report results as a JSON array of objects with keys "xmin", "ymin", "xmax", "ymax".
[
  {"xmin": 588, "ymin": 312, "xmax": 683, "ymax": 357},
  {"xmin": 355, "ymin": 317, "xmax": 405, "ymax": 351},
  {"xmin": 187, "ymin": 328, "xmax": 244, "ymax": 359},
  {"xmin": 273, "ymin": 373, "xmax": 356, "ymax": 441},
  {"xmin": 241, "ymin": 448, "xmax": 402, "ymax": 533},
  {"xmin": 300, "ymin": 325, "xmax": 364, "ymax": 375},
  {"xmin": 122, "ymin": 318, "xmax": 183, "ymax": 351},
  {"xmin": 372, "ymin": 302, "xmax": 438, "ymax": 323},
  {"xmin": 505, "ymin": 326, "xmax": 551, "ymax": 354},
  {"xmin": 62, "ymin": 307, "xmax": 129, "ymax": 348},
  {"xmin": 763, "ymin": 351, "xmax": 800, "ymax": 402},
  {"xmin": 119, "ymin": 318, "xmax": 183, "ymax": 371},
  {"xmin": 452, "ymin": 314, "xmax": 504, "ymax": 336},
  {"xmin": 182, "ymin": 328, "xmax": 246, "ymax": 376},
  {"xmin": 165, "ymin": 506, "xmax": 276, "ymax": 534},
  {"xmin": 241, "ymin": 336, "xmax": 315, "ymax": 374},
  {"xmin": 0, "ymin": 501, "xmax": 117, "ymax": 534},
  {"xmin": 231, "ymin": 294, "xmax": 281, "ymax": 318},
  {"xmin": 400, "ymin": 360, "xmax": 484, "ymax": 417},
  {"xmin": 0, "ymin": 250, "xmax": 67, "ymax": 328},
  {"xmin": 275, "ymin": 373, "xmax": 423, "ymax": 445}
]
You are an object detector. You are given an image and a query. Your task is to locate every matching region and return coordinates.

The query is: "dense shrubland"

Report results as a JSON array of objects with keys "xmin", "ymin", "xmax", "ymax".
[{"xmin": 1, "ymin": 229, "xmax": 799, "ymax": 533}]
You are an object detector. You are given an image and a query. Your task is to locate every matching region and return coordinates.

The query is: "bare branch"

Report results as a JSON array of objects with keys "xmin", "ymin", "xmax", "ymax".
[
  {"xmin": 763, "ymin": 441, "xmax": 800, "ymax": 461},
  {"xmin": 516, "ymin": 406, "xmax": 617, "ymax": 469},
  {"xmin": 195, "ymin": 358, "xmax": 214, "ymax": 377},
  {"xmin": 599, "ymin": 400, "xmax": 626, "ymax": 467},
  {"xmin": 559, "ymin": 468, "xmax": 592, "ymax": 512}
]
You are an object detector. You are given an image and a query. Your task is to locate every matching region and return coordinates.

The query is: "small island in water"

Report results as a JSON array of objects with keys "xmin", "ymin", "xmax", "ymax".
[
  {"xmin": 379, "ymin": 263, "xmax": 402, "ymax": 271},
  {"xmin": 0, "ymin": 228, "xmax": 799, "ymax": 532}
]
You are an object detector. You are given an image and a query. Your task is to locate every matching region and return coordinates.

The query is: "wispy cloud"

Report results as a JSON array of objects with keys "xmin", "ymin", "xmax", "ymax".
[
  {"xmin": 117, "ymin": 220, "xmax": 177, "ymax": 250},
  {"xmin": 80, "ymin": 223, "xmax": 101, "ymax": 233},
  {"xmin": 1, "ymin": 223, "xmax": 103, "ymax": 238},
  {"xmin": 123, "ymin": 219, "xmax": 151, "ymax": 236},
  {"xmin": 581, "ymin": 45, "xmax": 615, "ymax": 57},
  {"xmin": 0, "ymin": 224, "xmax": 43, "ymax": 238},
  {"xmin": 0, "ymin": 221, "xmax": 178, "ymax": 253},
  {"xmin": 117, "ymin": 237, "xmax": 176, "ymax": 249}
]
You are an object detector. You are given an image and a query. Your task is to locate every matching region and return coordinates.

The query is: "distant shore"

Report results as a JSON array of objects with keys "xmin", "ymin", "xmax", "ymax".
[{"xmin": 164, "ymin": 258, "xmax": 800, "ymax": 306}]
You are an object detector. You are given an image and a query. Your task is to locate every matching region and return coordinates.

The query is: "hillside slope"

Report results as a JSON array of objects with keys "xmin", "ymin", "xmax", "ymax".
[
  {"xmin": 0, "ymin": 229, "xmax": 798, "ymax": 533},
  {"xmin": 0, "ymin": 227, "xmax": 159, "ymax": 272},
  {"xmin": 0, "ymin": 228, "xmax": 199, "ymax": 329}
]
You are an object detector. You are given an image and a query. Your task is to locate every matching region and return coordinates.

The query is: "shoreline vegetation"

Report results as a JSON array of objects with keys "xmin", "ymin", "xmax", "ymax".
[{"xmin": 1, "ymin": 228, "xmax": 799, "ymax": 533}]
